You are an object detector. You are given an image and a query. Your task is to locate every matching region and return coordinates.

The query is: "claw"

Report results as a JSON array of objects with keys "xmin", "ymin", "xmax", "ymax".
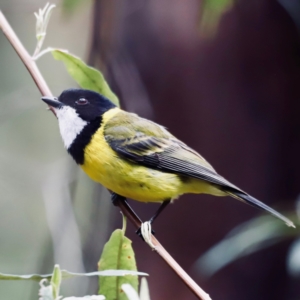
[{"xmin": 138, "ymin": 222, "xmax": 156, "ymax": 249}]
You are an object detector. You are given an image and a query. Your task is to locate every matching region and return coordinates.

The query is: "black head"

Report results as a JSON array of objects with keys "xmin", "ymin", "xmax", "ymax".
[
  {"xmin": 42, "ymin": 88, "xmax": 116, "ymax": 121},
  {"xmin": 58, "ymin": 89, "xmax": 116, "ymax": 121}
]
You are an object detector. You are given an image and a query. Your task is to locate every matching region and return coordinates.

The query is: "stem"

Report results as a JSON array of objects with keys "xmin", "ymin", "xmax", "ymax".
[
  {"xmin": 0, "ymin": 11, "xmax": 212, "ymax": 300},
  {"xmin": 0, "ymin": 11, "xmax": 55, "ymax": 115},
  {"xmin": 113, "ymin": 193, "xmax": 212, "ymax": 300}
]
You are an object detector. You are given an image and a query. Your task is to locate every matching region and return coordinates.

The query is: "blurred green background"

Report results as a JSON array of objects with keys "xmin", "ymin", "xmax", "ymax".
[{"xmin": 0, "ymin": 0, "xmax": 300, "ymax": 299}]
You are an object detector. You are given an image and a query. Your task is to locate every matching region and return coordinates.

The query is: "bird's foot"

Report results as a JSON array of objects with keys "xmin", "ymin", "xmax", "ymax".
[
  {"xmin": 136, "ymin": 222, "xmax": 156, "ymax": 249},
  {"xmin": 136, "ymin": 225, "xmax": 155, "ymax": 237}
]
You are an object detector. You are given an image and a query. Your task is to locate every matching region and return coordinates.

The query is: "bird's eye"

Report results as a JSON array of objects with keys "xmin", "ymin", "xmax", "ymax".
[{"xmin": 76, "ymin": 98, "xmax": 88, "ymax": 105}]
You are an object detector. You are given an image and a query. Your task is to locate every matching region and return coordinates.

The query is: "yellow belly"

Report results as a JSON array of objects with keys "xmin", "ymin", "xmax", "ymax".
[
  {"xmin": 81, "ymin": 136, "xmax": 184, "ymax": 202},
  {"xmin": 81, "ymin": 108, "xmax": 222, "ymax": 202}
]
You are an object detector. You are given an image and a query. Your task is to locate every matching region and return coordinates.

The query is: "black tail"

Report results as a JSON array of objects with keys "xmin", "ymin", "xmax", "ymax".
[{"xmin": 225, "ymin": 189, "xmax": 295, "ymax": 228}]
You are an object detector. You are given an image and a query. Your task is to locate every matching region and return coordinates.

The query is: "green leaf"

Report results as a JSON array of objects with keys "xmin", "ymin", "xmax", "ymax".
[
  {"xmin": 98, "ymin": 229, "xmax": 139, "ymax": 300},
  {"xmin": 0, "ymin": 269, "xmax": 147, "ymax": 281},
  {"xmin": 200, "ymin": 0, "xmax": 234, "ymax": 36},
  {"xmin": 194, "ymin": 214, "xmax": 298, "ymax": 277},
  {"xmin": 52, "ymin": 50, "xmax": 119, "ymax": 106},
  {"xmin": 50, "ymin": 265, "xmax": 62, "ymax": 299}
]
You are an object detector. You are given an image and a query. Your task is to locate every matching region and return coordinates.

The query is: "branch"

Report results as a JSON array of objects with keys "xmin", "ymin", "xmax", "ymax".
[
  {"xmin": 0, "ymin": 11, "xmax": 212, "ymax": 300},
  {"xmin": 0, "ymin": 11, "xmax": 55, "ymax": 115}
]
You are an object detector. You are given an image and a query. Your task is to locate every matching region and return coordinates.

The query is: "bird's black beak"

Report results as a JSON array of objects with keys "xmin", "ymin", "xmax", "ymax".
[{"xmin": 41, "ymin": 96, "xmax": 64, "ymax": 109}]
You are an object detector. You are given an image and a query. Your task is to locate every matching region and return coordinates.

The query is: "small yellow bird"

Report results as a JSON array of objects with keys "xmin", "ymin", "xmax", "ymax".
[{"xmin": 42, "ymin": 89, "xmax": 295, "ymax": 228}]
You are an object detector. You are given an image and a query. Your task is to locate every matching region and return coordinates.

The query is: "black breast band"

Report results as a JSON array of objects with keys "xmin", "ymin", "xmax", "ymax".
[{"xmin": 67, "ymin": 116, "xmax": 102, "ymax": 165}]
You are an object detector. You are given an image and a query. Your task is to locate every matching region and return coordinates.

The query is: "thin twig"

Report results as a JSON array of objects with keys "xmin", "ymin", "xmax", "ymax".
[
  {"xmin": 0, "ymin": 11, "xmax": 212, "ymax": 300},
  {"xmin": 0, "ymin": 11, "xmax": 55, "ymax": 115}
]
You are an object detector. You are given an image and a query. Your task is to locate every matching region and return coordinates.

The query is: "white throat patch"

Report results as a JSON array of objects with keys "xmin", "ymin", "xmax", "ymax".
[{"xmin": 55, "ymin": 106, "xmax": 88, "ymax": 149}]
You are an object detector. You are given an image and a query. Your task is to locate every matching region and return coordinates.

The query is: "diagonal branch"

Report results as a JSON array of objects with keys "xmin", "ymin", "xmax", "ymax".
[
  {"xmin": 0, "ymin": 11, "xmax": 55, "ymax": 116},
  {"xmin": 0, "ymin": 11, "xmax": 212, "ymax": 300}
]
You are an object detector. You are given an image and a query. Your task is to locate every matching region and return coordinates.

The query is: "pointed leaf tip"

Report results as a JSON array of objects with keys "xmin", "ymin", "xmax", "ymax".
[{"xmin": 51, "ymin": 50, "xmax": 119, "ymax": 106}]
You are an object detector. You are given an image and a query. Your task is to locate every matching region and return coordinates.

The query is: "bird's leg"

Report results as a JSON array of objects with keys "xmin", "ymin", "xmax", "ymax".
[
  {"xmin": 110, "ymin": 192, "xmax": 168, "ymax": 248},
  {"xmin": 110, "ymin": 192, "xmax": 142, "ymax": 223},
  {"xmin": 111, "ymin": 192, "xmax": 154, "ymax": 234},
  {"xmin": 110, "ymin": 192, "xmax": 151, "ymax": 242},
  {"xmin": 110, "ymin": 192, "xmax": 126, "ymax": 206},
  {"xmin": 149, "ymin": 200, "xmax": 171, "ymax": 224},
  {"xmin": 136, "ymin": 200, "xmax": 171, "ymax": 238}
]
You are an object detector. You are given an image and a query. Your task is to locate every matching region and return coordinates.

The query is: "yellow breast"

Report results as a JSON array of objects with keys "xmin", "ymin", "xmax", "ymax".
[{"xmin": 80, "ymin": 108, "xmax": 185, "ymax": 202}]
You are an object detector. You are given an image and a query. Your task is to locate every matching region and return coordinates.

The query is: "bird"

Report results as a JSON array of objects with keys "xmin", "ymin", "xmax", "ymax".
[{"xmin": 41, "ymin": 88, "xmax": 295, "ymax": 229}]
